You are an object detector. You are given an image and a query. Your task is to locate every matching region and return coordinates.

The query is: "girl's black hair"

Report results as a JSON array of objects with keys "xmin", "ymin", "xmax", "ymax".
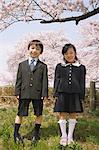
[
  {"xmin": 28, "ymin": 40, "xmax": 43, "ymax": 54},
  {"xmin": 62, "ymin": 43, "xmax": 78, "ymax": 62}
]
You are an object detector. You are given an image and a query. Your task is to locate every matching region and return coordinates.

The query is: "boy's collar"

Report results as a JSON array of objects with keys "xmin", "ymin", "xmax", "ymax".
[{"xmin": 28, "ymin": 57, "xmax": 39, "ymax": 65}]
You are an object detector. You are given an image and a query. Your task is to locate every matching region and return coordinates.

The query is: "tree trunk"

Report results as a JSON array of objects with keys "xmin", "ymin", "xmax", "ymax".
[{"xmin": 90, "ymin": 81, "xmax": 96, "ymax": 111}]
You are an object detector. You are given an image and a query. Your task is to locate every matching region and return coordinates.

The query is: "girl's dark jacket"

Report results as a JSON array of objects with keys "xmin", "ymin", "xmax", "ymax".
[{"xmin": 53, "ymin": 62, "xmax": 86, "ymax": 100}]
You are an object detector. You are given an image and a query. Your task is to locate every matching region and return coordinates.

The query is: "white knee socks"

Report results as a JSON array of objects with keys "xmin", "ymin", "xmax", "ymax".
[
  {"xmin": 58, "ymin": 119, "xmax": 67, "ymax": 146},
  {"xmin": 58, "ymin": 119, "xmax": 67, "ymax": 138},
  {"xmin": 58, "ymin": 119, "xmax": 77, "ymax": 145},
  {"xmin": 68, "ymin": 119, "xmax": 77, "ymax": 144}
]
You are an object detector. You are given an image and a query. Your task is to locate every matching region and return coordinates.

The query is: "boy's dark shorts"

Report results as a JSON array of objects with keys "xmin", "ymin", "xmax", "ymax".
[{"xmin": 17, "ymin": 99, "xmax": 43, "ymax": 117}]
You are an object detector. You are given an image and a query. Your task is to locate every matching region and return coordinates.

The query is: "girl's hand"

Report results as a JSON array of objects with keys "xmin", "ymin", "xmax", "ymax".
[
  {"xmin": 54, "ymin": 96, "xmax": 58, "ymax": 100},
  {"xmin": 43, "ymin": 97, "xmax": 51, "ymax": 107},
  {"xmin": 41, "ymin": 97, "xmax": 48, "ymax": 101}
]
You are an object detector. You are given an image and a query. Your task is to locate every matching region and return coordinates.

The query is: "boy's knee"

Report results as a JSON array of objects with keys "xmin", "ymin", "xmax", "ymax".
[
  {"xmin": 36, "ymin": 115, "xmax": 42, "ymax": 119},
  {"xmin": 35, "ymin": 115, "xmax": 42, "ymax": 123},
  {"xmin": 15, "ymin": 115, "xmax": 22, "ymax": 124}
]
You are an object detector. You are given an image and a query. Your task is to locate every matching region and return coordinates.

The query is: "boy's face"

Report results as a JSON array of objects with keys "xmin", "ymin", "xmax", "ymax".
[
  {"xmin": 28, "ymin": 44, "xmax": 42, "ymax": 58},
  {"xmin": 64, "ymin": 47, "xmax": 76, "ymax": 63}
]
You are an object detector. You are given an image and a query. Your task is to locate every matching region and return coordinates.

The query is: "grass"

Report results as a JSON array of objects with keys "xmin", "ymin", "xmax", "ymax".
[{"xmin": 0, "ymin": 104, "xmax": 99, "ymax": 150}]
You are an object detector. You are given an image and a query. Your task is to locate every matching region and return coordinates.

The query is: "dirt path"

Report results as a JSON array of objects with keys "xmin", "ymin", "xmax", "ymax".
[
  {"xmin": 0, "ymin": 139, "xmax": 3, "ymax": 150},
  {"xmin": 0, "ymin": 104, "xmax": 17, "ymax": 109}
]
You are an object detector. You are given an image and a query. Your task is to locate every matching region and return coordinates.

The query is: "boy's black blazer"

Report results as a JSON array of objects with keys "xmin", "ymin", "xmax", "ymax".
[
  {"xmin": 54, "ymin": 63, "xmax": 86, "ymax": 100},
  {"xmin": 15, "ymin": 59, "xmax": 48, "ymax": 99}
]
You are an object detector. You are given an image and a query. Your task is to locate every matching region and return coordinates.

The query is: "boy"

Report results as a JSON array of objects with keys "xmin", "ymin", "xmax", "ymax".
[{"xmin": 14, "ymin": 40, "xmax": 48, "ymax": 144}]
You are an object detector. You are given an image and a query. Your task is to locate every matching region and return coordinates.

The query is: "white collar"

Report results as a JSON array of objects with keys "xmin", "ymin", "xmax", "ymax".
[{"xmin": 61, "ymin": 61, "xmax": 81, "ymax": 67}]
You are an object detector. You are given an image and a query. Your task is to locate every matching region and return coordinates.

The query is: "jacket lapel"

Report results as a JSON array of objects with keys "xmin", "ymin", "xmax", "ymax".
[{"xmin": 25, "ymin": 60, "xmax": 31, "ymax": 72}]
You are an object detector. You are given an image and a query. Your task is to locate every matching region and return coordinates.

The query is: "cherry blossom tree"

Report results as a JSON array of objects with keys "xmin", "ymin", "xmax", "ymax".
[
  {"xmin": 79, "ymin": 20, "xmax": 99, "ymax": 49},
  {"xmin": 0, "ymin": 0, "xmax": 99, "ymax": 31},
  {"xmin": 7, "ymin": 30, "xmax": 69, "ymax": 86},
  {"xmin": 78, "ymin": 48, "xmax": 99, "ymax": 86},
  {"xmin": 3, "ymin": 19, "xmax": 99, "ymax": 87},
  {"xmin": 77, "ymin": 20, "xmax": 99, "ymax": 86}
]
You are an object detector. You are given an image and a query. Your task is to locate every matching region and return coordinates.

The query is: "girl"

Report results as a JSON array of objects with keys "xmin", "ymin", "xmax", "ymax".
[{"xmin": 53, "ymin": 43, "xmax": 86, "ymax": 146}]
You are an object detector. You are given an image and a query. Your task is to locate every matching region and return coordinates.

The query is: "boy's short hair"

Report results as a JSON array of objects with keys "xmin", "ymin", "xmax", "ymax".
[{"xmin": 28, "ymin": 40, "xmax": 43, "ymax": 54}]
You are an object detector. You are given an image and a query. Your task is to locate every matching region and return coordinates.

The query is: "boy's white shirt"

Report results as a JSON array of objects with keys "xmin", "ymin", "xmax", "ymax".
[{"xmin": 28, "ymin": 57, "xmax": 38, "ymax": 66}]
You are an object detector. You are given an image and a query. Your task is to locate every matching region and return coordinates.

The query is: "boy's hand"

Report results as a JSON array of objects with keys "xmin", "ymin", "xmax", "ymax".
[{"xmin": 16, "ymin": 95, "xmax": 19, "ymax": 100}]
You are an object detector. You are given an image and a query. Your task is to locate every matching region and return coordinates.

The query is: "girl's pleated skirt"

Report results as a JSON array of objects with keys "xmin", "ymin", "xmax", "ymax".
[{"xmin": 54, "ymin": 93, "xmax": 83, "ymax": 113}]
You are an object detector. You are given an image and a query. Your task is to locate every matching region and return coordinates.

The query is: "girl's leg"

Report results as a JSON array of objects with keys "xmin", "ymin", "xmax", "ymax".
[
  {"xmin": 58, "ymin": 112, "xmax": 68, "ymax": 146},
  {"xmin": 68, "ymin": 113, "xmax": 77, "ymax": 144}
]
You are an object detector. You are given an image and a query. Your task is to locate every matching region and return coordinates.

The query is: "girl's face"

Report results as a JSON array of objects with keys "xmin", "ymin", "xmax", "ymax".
[
  {"xmin": 28, "ymin": 44, "xmax": 41, "ymax": 58},
  {"xmin": 64, "ymin": 47, "xmax": 76, "ymax": 63}
]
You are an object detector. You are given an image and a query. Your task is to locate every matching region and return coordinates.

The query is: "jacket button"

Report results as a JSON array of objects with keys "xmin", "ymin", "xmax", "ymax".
[
  {"xmin": 69, "ymin": 74, "xmax": 71, "ymax": 76},
  {"xmin": 30, "ymin": 83, "xmax": 32, "ymax": 86},
  {"xmin": 69, "ymin": 70, "xmax": 72, "ymax": 73},
  {"xmin": 69, "ymin": 82, "xmax": 71, "ymax": 84},
  {"xmin": 69, "ymin": 78, "xmax": 71, "ymax": 80},
  {"xmin": 30, "ymin": 78, "xmax": 33, "ymax": 80}
]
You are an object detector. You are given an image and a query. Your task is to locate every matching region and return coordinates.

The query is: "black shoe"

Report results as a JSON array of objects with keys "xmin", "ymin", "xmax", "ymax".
[
  {"xmin": 14, "ymin": 133, "xmax": 24, "ymax": 144},
  {"xmin": 32, "ymin": 133, "xmax": 40, "ymax": 144}
]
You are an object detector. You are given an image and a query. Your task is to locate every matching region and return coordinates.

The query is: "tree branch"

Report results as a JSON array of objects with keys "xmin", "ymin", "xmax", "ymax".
[
  {"xmin": 40, "ymin": 7, "xmax": 99, "ymax": 25},
  {"xmin": 32, "ymin": 0, "xmax": 55, "ymax": 19}
]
